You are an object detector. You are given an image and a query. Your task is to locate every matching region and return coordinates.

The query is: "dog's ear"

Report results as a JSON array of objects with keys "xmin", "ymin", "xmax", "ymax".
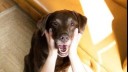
[
  {"xmin": 37, "ymin": 14, "xmax": 51, "ymax": 35},
  {"xmin": 72, "ymin": 11, "xmax": 87, "ymax": 33}
]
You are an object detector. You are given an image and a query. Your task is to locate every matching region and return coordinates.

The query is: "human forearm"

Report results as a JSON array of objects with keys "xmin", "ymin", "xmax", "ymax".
[
  {"xmin": 68, "ymin": 28, "xmax": 86, "ymax": 72},
  {"xmin": 40, "ymin": 52, "xmax": 57, "ymax": 72},
  {"xmin": 69, "ymin": 53, "xmax": 87, "ymax": 72},
  {"xmin": 40, "ymin": 29, "xmax": 58, "ymax": 72}
]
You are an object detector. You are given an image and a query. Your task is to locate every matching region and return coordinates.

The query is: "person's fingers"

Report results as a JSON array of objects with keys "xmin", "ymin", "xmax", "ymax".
[
  {"xmin": 45, "ymin": 28, "xmax": 55, "ymax": 48},
  {"xmin": 76, "ymin": 33, "xmax": 82, "ymax": 44},
  {"xmin": 72, "ymin": 28, "xmax": 81, "ymax": 42},
  {"xmin": 74, "ymin": 28, "xmax": 82, "ymax": 42},
  {"xmin": 48, "ymin": 28, "xmax": 54, "ymax": 47},
  {"xmin": 70, "ymin": 28, "xmax": 79, "ymax": 48},
  {"xmin": 70, "ymin": 28, "xmax": 82, "ymax": 48},
  {"xmin": 73, "ymin": 28, "xmax": 78, "ymax": 39},
  {"xmin": 44, "ymin": 30, "xmax": 49, "ymax": 43},
  {"xmin": 45, "ymin": 28, "xmax": 53, "ymax": 41}
]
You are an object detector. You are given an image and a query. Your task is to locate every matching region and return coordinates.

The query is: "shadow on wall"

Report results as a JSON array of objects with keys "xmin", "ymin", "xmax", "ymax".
[{"xmin": 105, "ymin": 0, "xmax": 127, "ymax": 65}]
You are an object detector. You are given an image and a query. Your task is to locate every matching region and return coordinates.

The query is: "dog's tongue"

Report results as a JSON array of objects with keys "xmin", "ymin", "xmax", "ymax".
[{"xmin": 59, "ymin": 45, "xmax": 67, "ymax": 52}]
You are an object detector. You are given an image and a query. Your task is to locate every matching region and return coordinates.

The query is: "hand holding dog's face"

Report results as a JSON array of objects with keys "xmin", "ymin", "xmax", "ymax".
[
  {"xmin": 69, "ymin": 28, "xmax": 82, "ymax": 55},
  {"xmin": 37, "ymin": 10, "xmax": 87, "ymax": 57},
  {"xmin": 44, "ymin": 28, "xmax": 58, "ymax": 55},
  {"xmin": 45, "ymin": 28, "xmax": 82, "ymax": 56}
]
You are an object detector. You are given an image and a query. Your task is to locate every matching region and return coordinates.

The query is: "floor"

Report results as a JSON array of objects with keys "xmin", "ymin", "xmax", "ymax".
[
  {"xmin": 0, "ymin": 0, "xmax": 15, "ymax": 12},
  {"xmin": 0, "ymin": 1, "xmax": 36, "ymax": 72}
]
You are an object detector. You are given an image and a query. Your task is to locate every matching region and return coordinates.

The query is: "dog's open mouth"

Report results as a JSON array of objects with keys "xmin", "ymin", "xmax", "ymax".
[{"xmin": 57, "ymin": 45, "xmax": 69, "ymax": 57}]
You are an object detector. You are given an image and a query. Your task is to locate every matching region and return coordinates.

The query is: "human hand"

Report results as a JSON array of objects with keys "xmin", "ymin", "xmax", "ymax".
[
  {"xmin": 69, "ymin": 28, "xmax": 82, "ymax": 55},
  {"xmin": 45, "ymin": 28, "xmax": 57, "ymax": 55}
]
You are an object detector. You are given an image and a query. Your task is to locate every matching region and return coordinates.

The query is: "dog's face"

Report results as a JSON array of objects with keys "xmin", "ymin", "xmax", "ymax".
[{"xmin": 37, "ymin": 10, "xmax": 87, "ymax": 57}]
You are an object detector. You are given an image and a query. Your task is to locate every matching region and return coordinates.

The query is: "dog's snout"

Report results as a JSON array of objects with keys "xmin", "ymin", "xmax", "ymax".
[{"xmin": 60, "ymin": 34, "xmax": 69, "ymax": 43}]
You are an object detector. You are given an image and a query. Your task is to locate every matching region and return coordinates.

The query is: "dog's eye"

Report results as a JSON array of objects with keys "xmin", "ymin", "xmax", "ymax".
[
  {"xmin": 52, "ymin": 22, "xmax": 58, "ymax": 27},
  {"xmin": 71, "ymin": 21, "xmax": 74, "ymax": 26}
]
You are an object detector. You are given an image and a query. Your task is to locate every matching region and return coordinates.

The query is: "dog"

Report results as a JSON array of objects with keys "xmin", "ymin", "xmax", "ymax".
[{"xmin": 24, "ymin": 10, "xmax": 87, "ymax": 72}]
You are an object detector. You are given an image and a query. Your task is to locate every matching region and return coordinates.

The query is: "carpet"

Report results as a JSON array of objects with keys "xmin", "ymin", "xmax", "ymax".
[{"xmin": 0, "ymin": 6, "xmax": 36, "ymax": 72}]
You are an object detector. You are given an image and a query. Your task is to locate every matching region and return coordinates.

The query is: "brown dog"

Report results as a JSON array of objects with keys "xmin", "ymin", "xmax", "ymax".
[{"xmin": 24, "ymin": 10, "xmax": 87, "ymax": 72}]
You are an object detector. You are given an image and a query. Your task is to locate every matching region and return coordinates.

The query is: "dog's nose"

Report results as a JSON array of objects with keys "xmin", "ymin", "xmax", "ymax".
[{"xmin": 60, "ymin": 34, "xmax": 69, "ymax": 43}]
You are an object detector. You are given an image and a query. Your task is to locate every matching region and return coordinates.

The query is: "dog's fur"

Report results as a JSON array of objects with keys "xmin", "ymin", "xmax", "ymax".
[{"xmin": 24, "ymin": 10, "xmax": 87, "ymax": 72}]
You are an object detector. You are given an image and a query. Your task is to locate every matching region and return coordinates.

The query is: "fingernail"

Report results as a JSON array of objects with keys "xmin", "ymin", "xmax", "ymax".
[
  {"xmin": 49, "ymin": 28, "xmax": 53, "ymax": 36},
  {"xmin": 49, "ymin": 28, "xmax": 52, "ymax": 32},
  {"xmin": 75, "ymin": 28, "xmax": 78, "ymax": 31}
]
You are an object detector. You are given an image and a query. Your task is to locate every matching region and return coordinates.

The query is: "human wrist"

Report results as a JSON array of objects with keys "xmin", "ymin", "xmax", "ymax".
[
  {"xmin": 47, "ymin": 52, "xmax": 58, "ymax": 61},
  {"xmin": 48, "ymin": 50, "xmax": 58, "ymax": 57},
  {"xmin": 69, "ymin": 49, "xmax": 78, "ymax": 55},
  {"xmin": 69, "ymin": 52, "xmax": 78, "ymax": 58}
]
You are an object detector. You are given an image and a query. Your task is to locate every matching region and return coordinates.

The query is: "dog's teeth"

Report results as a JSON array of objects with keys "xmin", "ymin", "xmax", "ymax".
[{"xmin": 61, "ymin": 48, "xmax": 66, "ymax": 52}]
